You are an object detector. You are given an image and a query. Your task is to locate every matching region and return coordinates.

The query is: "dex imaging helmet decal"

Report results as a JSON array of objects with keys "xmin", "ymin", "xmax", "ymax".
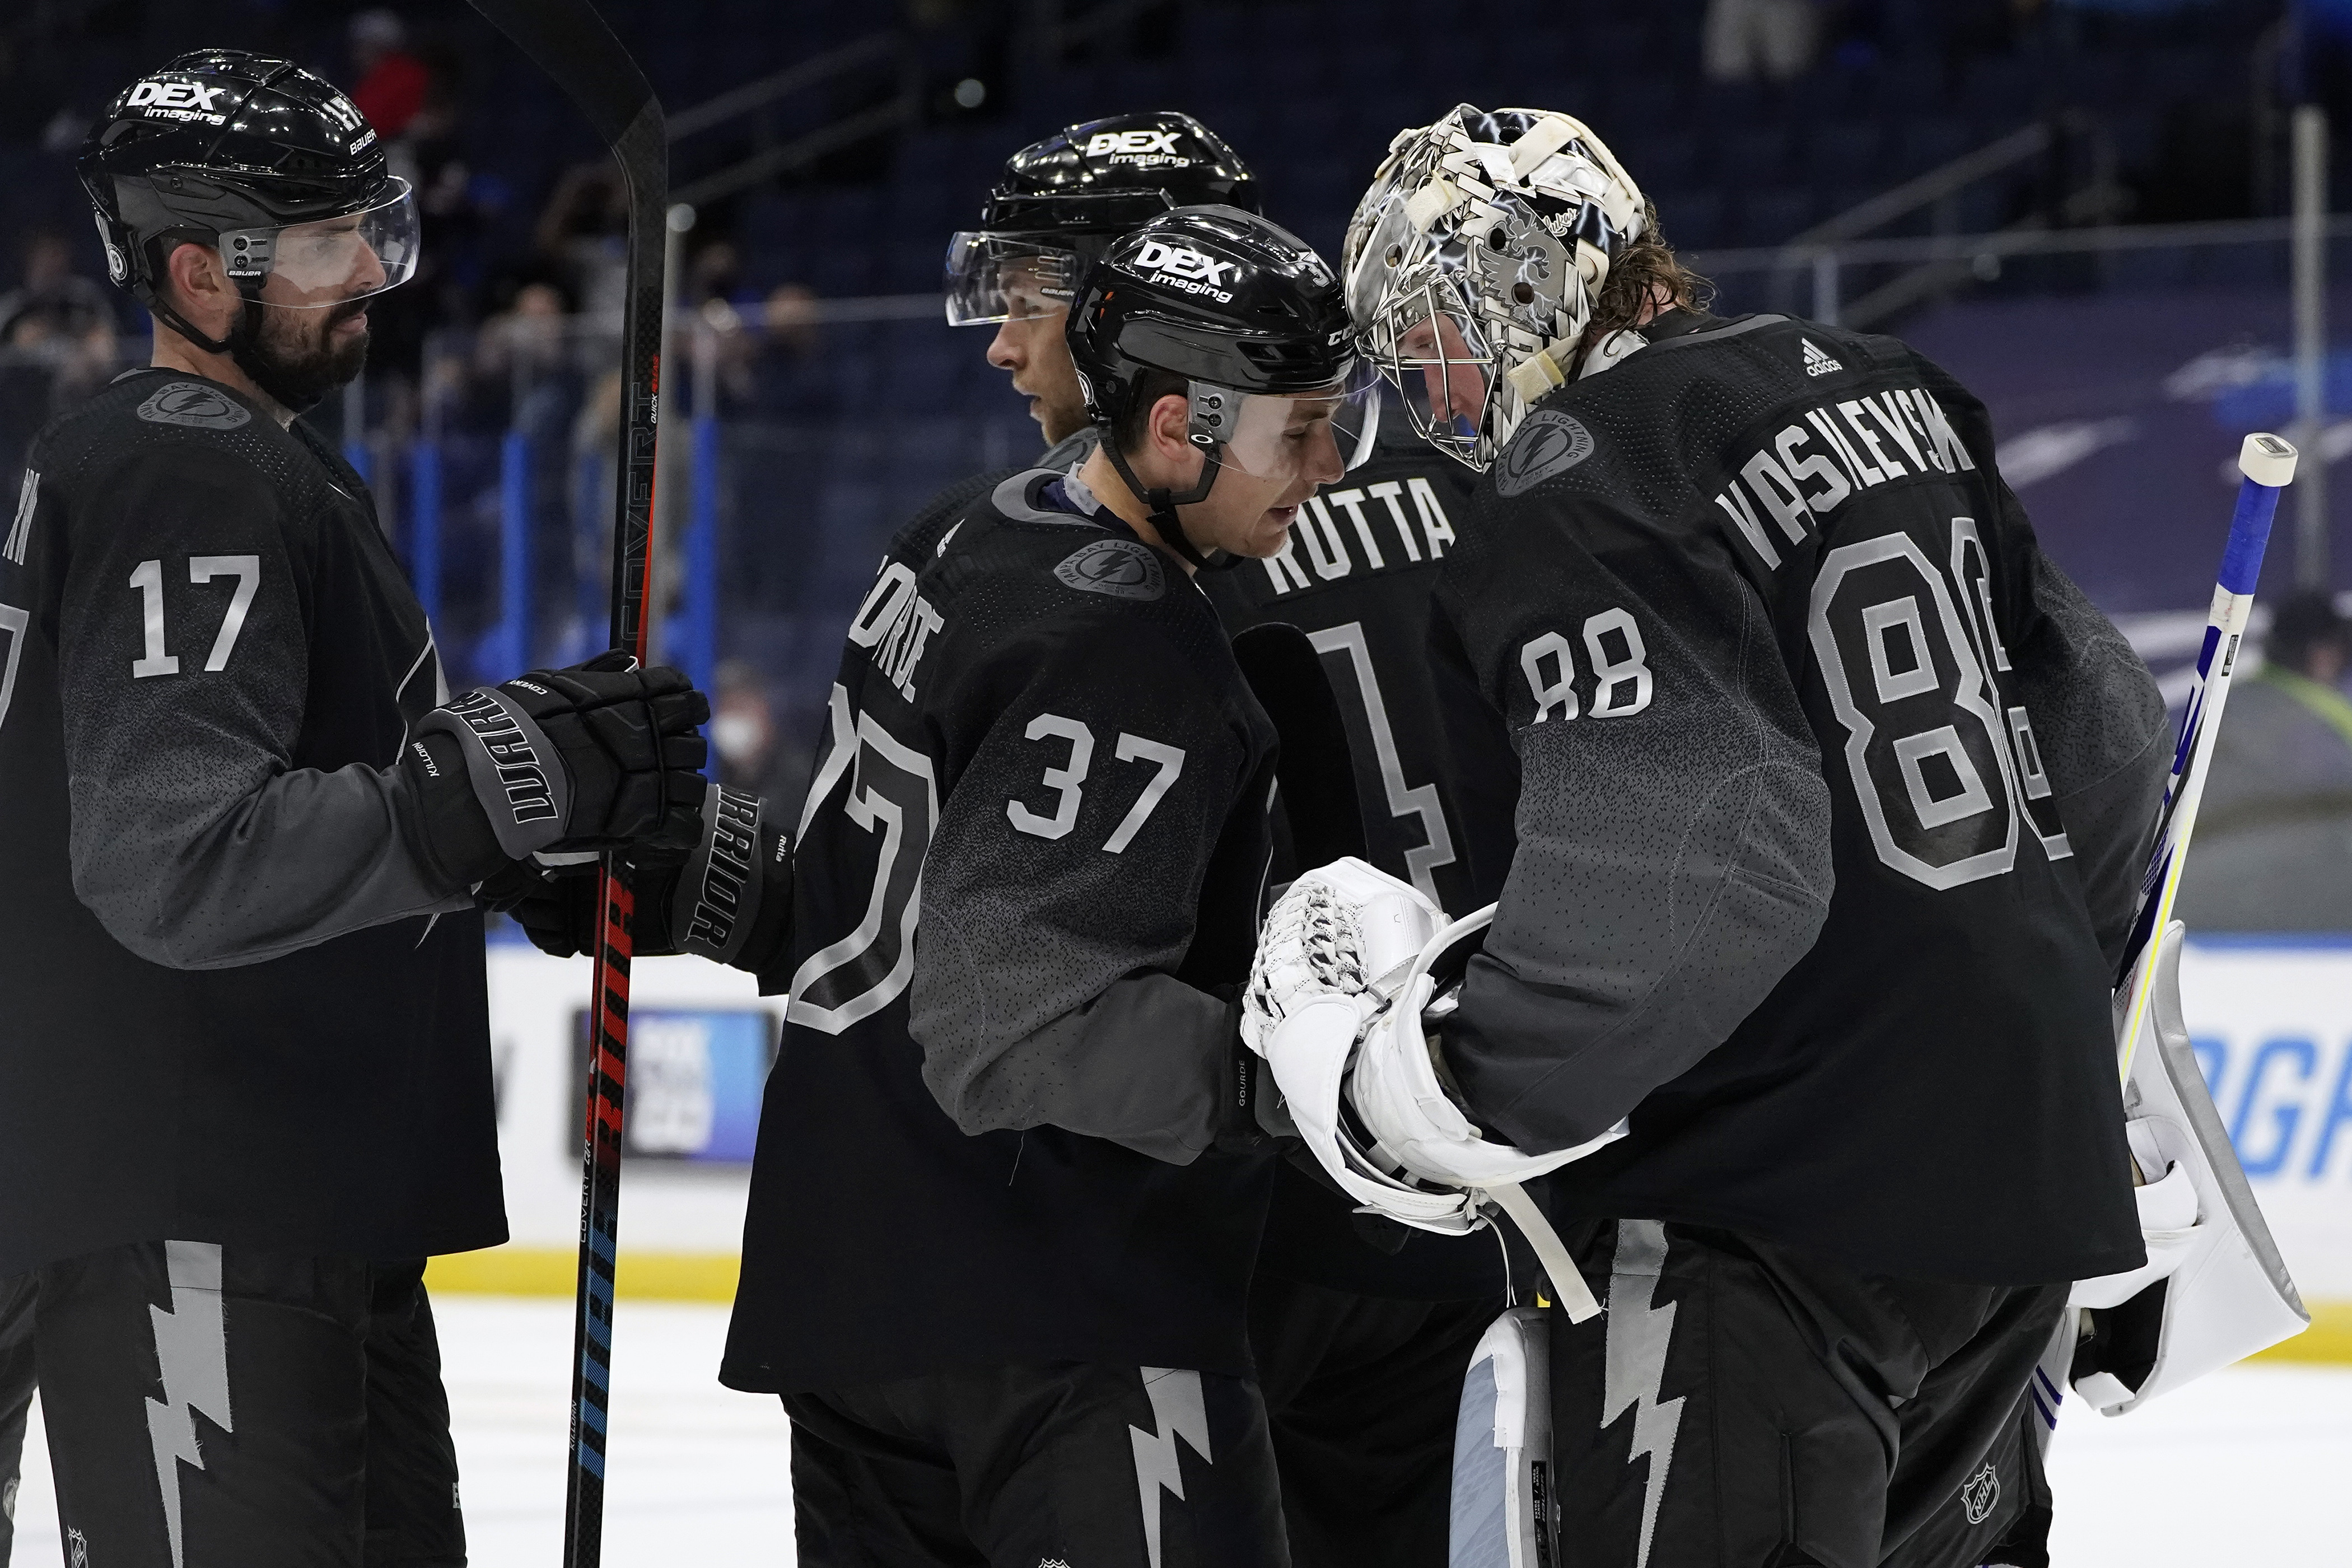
[
  {"xmin": 1343, "ymin": 105, "xmax": 1646, "ymax": 471},
  {"xmin": 943, "ymin": 110, "xmax": 1258, "ymax": 326},
  {"xmin": 1133, "ymin": 237, "xmax": 1238, "ymax": 301}
]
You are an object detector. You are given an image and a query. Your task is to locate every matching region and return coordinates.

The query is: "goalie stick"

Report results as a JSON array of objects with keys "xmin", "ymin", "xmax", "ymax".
[
  {"xmin": 461, "ymin": 3, "xmax": 664, "ymax": 1562},
  {"xmin": 2112, "ymin": 432, "xmax": 2298, "ymax": 1083}
]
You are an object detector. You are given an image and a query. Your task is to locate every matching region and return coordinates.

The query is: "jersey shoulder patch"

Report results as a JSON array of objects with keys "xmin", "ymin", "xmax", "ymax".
[
  {"xmin": 136, "ymin": 380, "xmax": 253, "ymax": 431},
  {"xmin": 1053, "ymin": 537, "xmax": 1164, "ymax": 601},
  {"xmin": 1494, "ymin": 408, "xmax": 1595, "ymax": 497}
]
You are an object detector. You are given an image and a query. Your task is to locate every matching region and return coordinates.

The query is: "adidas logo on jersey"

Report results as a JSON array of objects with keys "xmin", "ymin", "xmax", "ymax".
[{"xmin": 1802, "ymin": 339, "xmax": 1843, "ymax": 377}]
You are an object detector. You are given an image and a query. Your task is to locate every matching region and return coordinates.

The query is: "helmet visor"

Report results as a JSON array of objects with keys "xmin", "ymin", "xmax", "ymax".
[
  {"xmin": 1207, "ymin": 359, "xmax": 1382, "ymax": 482},
  {"xmin": 944, "ymin": 232, "xmax": 1081, "ymax": 326},
  {"xmin": 220, "ymin": 179, "xmax": 419, "ymax": 309}
]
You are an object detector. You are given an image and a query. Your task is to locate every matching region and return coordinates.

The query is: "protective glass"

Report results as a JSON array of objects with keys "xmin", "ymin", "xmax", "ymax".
[
  {"xmin": 943, "ymin": 232, "xmax": 1081, "ymax": 326},
  {"xmin": 219, "ymin": 179, "xmax": 420, "ymax": 308},
  {"xmin": 1203, "ymin": 359, "xmax": 1383, "ymax": 482}
]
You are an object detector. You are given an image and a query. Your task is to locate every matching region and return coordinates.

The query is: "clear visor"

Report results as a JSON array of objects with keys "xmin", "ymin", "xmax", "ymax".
[
  {"xmin": 219, "ymin": 179, "xmax": 419, "ymax": 309},
  {"xmin": 1203, "ymin": 359, "xmax": 1382, "ymax": 482},
  {"xmin": 943, "ymin": 233, "xmax": 1081, "ymax": 326},
  {"xmin": 1370, "ymin": 276, "xmax": 1497, "ymax": 460}
]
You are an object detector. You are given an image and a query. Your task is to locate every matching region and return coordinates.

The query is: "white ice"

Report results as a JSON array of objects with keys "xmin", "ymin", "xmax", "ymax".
[{"xmin": 8, "ymin": 1296, "xmax": 2346, "ymax": 1564}]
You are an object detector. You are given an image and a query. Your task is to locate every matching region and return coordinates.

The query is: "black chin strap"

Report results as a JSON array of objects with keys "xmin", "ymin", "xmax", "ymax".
[
  {"xmin": 135, "ymin": 280, "xmax": 236, "ymax": 356},
  {"xmin": 1100, "ymin": 436, "xmax": 1247, "ymax": 571}
]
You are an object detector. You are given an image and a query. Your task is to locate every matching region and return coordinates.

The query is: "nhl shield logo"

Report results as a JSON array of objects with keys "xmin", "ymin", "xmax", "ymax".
[
  {"xmin": 1961, "ymin": 1461, "xmax": 2000, "ymax": 1524},
  {"xmin": 138, "ymin": 381, "xmax": 253, "ymax": 431},
  {"xmin": 1494, "ymin": 409, "xmax": 1595, "ymax": 498},
  {"xmin": 1054, "ymin": 538, "xmax": 1165, "ymax": 601}
]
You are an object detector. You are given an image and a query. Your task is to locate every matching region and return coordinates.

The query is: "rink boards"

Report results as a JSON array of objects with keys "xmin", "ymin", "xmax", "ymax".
[{"xmin": 430, "ymin": 934, "xmax": 2352, "ymax": 1359}]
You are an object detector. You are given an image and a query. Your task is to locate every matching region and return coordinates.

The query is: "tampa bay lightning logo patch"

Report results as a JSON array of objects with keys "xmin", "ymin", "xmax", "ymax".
[
  {"xmin": 1494, "ymin": 409, "xmax": 1594, "ymax": 497},
  {"xmin": 138, "ymin": 381, "xmax": 251, "ymax": 431},
  {"xmin": 1054, "ymin": 538, "xmax": 1164, "ymax": 601}
]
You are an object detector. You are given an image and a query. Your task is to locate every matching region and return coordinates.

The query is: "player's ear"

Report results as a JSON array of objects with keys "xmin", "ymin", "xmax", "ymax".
[
  {"xmin": 1145, "ymin": 391, "xmax": 1193, "ymax": 467},
  {"xmin": 159, "ymin": 241, "xmax": 236, "ymax": 338}
]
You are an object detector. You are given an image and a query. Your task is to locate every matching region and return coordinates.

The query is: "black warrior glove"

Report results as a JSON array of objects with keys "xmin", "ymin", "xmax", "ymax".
[
  {"xmin": 403, "ymin": 651, "xmax": 710, "ymax": 888},
  {"xmin": 478, "ymin": 782, "xmax": 794, "ymax": 977}
]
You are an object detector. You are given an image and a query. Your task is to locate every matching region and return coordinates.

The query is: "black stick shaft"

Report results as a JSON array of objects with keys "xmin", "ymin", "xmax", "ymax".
[{"xmin": 456, "ymin": 7, "xmax": 663, "ymax": 1564}]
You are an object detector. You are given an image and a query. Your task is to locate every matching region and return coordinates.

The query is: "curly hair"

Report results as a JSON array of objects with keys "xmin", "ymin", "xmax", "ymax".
[{"xmin": 1574, "ymin": 200, "xmax": 1712, "ymax": 372}]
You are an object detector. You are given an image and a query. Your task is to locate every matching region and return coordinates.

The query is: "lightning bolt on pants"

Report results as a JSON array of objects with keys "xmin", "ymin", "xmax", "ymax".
[
  {"xmin": 1538, "ymin": 1219, "xmax": 2067, "ymax": 1568},
  {"xmin": 783, "ymin": 1358, "xmax": 1291, "ymax": 1567},
  {"xmin": 16, "ymin": 1241, "xmax": 466, "ymax": 1567}
]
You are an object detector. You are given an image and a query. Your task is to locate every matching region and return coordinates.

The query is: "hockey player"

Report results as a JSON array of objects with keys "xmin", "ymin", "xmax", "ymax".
[
  {"xmin": 0, "ymin": 52, "xmax": 707, "ymax": 1565},
  {"xmin": 1247, "ymin": 106, "xmax": 2171, "ymax": 1568},
  {"xmin": 963, "ymin": 113, "xmax": 1524, "ymax": 1567},
  {"xmin": 705, "ymin": 206, "xmax": 1368, "ymax": 1567}
]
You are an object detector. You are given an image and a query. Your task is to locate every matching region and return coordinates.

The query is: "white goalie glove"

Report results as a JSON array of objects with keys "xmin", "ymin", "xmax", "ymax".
[{"xmin": 1243, "ymin": 859, "xmax": 1625, "ymax": 1319}]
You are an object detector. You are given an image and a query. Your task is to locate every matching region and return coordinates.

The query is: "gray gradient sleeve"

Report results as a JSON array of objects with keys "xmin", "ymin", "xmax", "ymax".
[
  {"xmin": 1440, "ymin": 533, "xmax": 1836, "ymax": 1154},
  {"xmin": 908, "ymin": 615, "xmax": 1251, "ymax": 1165},
  {"xmin": 60, "ymin": 450, "xmax": 469, "ymax": 970},
  {"xmin": 2008, "ymin": 539, "xmax": 2168, "ymax": 968}
]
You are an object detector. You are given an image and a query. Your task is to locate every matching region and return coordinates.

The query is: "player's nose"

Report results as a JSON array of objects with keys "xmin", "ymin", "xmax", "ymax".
[{"xmin": 986, "ymin": 321, "xmax": 1021, "ymax": 371}]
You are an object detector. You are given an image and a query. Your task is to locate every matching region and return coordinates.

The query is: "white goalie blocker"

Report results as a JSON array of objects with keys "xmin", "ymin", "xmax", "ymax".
[
  {"xmin": 2063, "ymin": 921, "xmax": 2309, "ymax": 1415},
  {"xmin": 1242, "ymin": 860, "xmax": 1623, "ymax": 1321}
]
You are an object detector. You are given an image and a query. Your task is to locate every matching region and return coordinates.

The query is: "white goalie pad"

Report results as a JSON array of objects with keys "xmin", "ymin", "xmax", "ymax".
[
  {"xmin": 1252, "ymin": 889, "xmax": 1621, "ymax": 1321},
  {"xmin": 2069, "ymin": 922, "xmax": 2309, "ymax": 1416},
  {"xmin": 1242, "ymin": 856, "xmax": 1445, "ymax": 1055},
  {"xmin": 1449, "ymin": 1306, "xmax": 1555, "ymax": 1568}
]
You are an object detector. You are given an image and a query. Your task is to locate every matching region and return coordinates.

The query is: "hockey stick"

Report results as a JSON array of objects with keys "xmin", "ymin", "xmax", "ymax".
[
  {"xmin": 2111, "ymin": 432, "xmax": 2297, "ymax": 1083},
  {"xmin": 460, "ymin": 4, "xmax": 664, "ymax": 1562}
]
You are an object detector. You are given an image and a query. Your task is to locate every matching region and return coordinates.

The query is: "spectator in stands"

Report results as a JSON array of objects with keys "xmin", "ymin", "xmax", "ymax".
[
  {"xmin": 711, "ymin": 659, "xmax": 806, "ymax": 805},
  {"xmin": 2176, "ymin": 589, "xmax": 2352, "ymax": 932},
  {"xmin": 535, "ymin": 163, "xmax": 632, "ymax": 321},
  {"xmin": 0, "ymin": 231, "xmax": 119, "ymax": 403},
  {"xmin": 1704, "ymin": 0, "xmax": 1823, "ymax": 82},
  {"xmin": 350, "ymin": 10, "xmax": 430, "ymax": 139}
]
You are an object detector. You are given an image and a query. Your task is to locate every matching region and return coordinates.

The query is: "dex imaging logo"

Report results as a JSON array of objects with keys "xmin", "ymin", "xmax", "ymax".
[
  {"xmin": 1086, "ymin": 128, "xmax": 1181, "ymax": 159},
  {"xmin": 1133, "ymin": 239, "xmax": 1237, "ymax": 302},
  {"xmin": 125, "ymin": 77, "xmax": 230, "ymax": 124}
]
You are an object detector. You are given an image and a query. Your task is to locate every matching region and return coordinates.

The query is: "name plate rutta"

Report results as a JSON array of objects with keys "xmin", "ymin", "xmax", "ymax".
[{"xmin": 569, "ymin": 1007, "xmax": 777, "ymax": 1163}]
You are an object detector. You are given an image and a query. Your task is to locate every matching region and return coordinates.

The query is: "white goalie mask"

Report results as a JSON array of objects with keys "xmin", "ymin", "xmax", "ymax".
[{"xmin": 1342, "ymin": 106, "xmax": 1646, "ymax": 471}]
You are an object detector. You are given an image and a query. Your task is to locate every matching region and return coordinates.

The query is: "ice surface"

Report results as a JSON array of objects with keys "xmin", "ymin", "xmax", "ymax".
[{"xmin": 8, "ymin": 1296, "xmax": 2345, "ymax": 1564}]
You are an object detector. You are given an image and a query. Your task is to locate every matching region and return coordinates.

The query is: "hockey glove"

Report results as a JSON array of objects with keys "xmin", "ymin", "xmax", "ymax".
[
  {"xmin": 477, "ymin": 783, "xmax": 794, "ymax": 976},
  {"xmin": 404, "ymin": 651, "xmax": 709, "ymax": 885}
]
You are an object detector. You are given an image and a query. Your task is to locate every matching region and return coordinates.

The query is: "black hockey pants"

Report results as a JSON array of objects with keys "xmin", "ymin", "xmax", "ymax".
[
  {"xmin": 784, "ymin": 1360, "xmax": 1289, "ymax": 1568},
  {"xmin": 1248, "ymin": 1273, "xmax": 1502, "ymax": 1568},
  {"xmin": 1548, "ymin": 1220, "xmax": 2065, "ymax": 1568},
  {"xmin": 24, "ymin": 1240, "xmax": 464, "ymax": 1567},
  {"xmin": 0, "ymin": 1271, "xmax": 31, "ymax": 1568}
]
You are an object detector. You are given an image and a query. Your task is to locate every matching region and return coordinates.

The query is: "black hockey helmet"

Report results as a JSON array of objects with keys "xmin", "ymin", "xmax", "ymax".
[
  {"xmin": 944, "ymin": 110, "xmax": 1259, "ymax": 326},
  {"xmin": 1066, "ymin": 206, "xmax": 1376, "ymax": 564},
  {"xmin": 78, "ymin": 49, "xmax": 418, "ymax": 351}
]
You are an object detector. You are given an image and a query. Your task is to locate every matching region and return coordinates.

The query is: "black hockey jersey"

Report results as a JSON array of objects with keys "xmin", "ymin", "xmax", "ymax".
[
  {"xmin": 1203, "ymin": 413, "xmax": 1528, "ymax": 1301},
  {"xmin": 1433, "ymin": 313, "xmax": 2162, "ymax": 1285},
  {"xmin": 0, "ymin": 370, "xmax": 506, "ymax": 1276},
  {"xmin": 721, "ymin": 469, "xmax": 1281, "ymax": 1393}
]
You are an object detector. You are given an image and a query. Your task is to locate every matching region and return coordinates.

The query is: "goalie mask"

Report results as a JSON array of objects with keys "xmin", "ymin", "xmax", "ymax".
[
  {"xmin": 944, "ymin": 110, "xmax": 1259, "ymax": 326},
  {"xmin": 1342, "ymin": 105, "xmax": 1645, "ymax": 471},
  {"xmin": 1065, "ymin": 205, "xmax": 1378, "ymax": 566},
  {"xmin": 80, "ymin": 50, "xmax": 417, "ymax": 354}
]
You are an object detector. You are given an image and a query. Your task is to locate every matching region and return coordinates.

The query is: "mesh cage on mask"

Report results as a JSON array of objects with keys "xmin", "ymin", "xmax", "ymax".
[
  {"xmin": 1343, "ymin": 105, "xmax": 1645, "ymax": 471},
  {"xmin": 942, "ymin": 232, "xmax": 1082, "ymax": 325},
  {"xmin": 220, "ymin": 177, "xmax": 419, "ymax": 309}
]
